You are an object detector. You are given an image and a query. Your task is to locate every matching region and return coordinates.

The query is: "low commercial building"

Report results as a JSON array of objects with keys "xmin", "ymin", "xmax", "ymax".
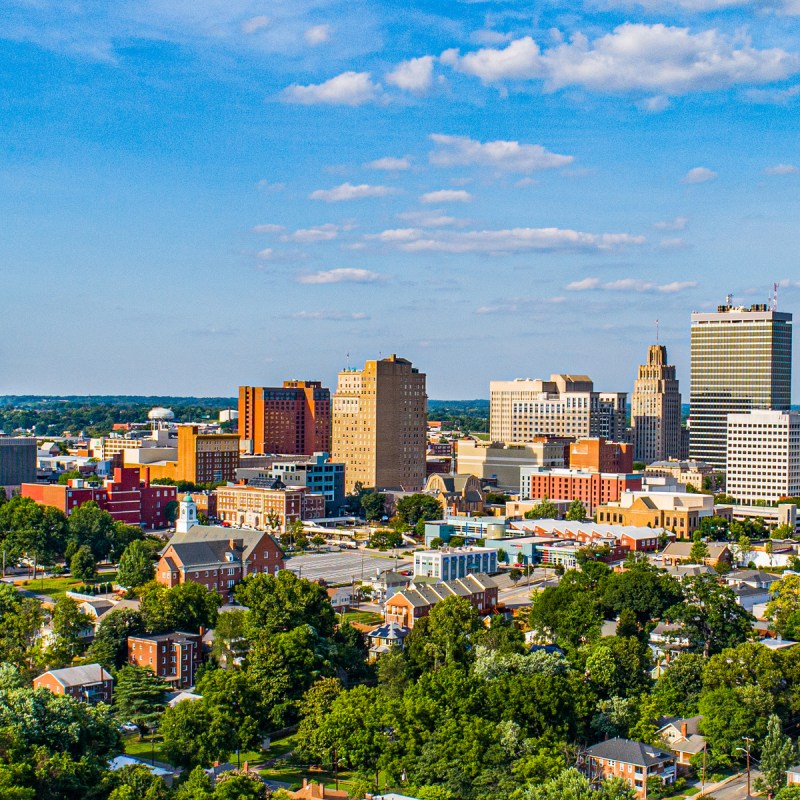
[
  {"xmin": 22, "ymin": 467, "xmax": 177, "ymax": 529},
  {"xmin": 660, "ymin": 540, "xmax": 732, "ymax": 568},
  {"xmin": 581, "ymin": 738, "xmax": 676, "ymax": 799},
  {"xmin": 520, "ymin": 468, "xmax": 642, "ymax": 513},
  {"xmin": 413, "ymin": 546, "xmax": 498, "ymax": 581},
  {"xmin": 128, "ymin": 632, "xmax": 202, "ymax": 689},
  {"xmin": 423, "ymin": 517, "xmax": 508, "ymax": 547},
  {"xmin": 455, "ymin": 439, "xmax": 565, "ymax": 490},
  {"xmin": 264, "ymin": 452, "xmax": 345, "ymax": 516},
  {"xmin": 596, "ymin": 488, "xmax": 715, "ymax": 537},
  {"xmin": 215, "ymin": 484, "xmax": 325, "ymax": 532},
  {"xmin": 716, "ymin": 502, "xmax": 798, "ymax": 534},
  {"xmin": 33, "ymin": 664, "xmax": 113, "ymax": 704},
  {"xmin": 645, "ymin": 460, "xmax": 715, "ymax": 492},
  {"xmin": 157, "ymin": 524, "xmax": 284, "ymax": 601},
  {"xmin": 424, "ymin": 472, "xmax": 485, "ymax": 516}
]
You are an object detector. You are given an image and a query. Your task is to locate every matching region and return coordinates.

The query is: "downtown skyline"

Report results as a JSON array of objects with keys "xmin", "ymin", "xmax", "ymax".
[{"xmin": 2, "ymin": 0, "xmax": 800, "ymax": 398}]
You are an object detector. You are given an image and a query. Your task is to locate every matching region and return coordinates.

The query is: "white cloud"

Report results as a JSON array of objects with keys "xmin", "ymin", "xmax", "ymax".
[
  {"xmin": 764, "ymin": 163, "xmax": 798, "ymax": 175},
  {"xmin": 475, "ymin": 305, "xmax": 503, "ymax": 314},
  {"xmin": 292, "ymin": 310, "xmax": 369, "ymax": 320},
  {"xmin": 744, "ymin": 85, "xmax": 800, "ymax": 104},
  {"xmin": 366, "ymin": 156, "xmax": 411, "ymax": 170},
  {"xmin": 568, "ymin": 277, "xmax": 696, "ymax": 292},
  {"xmin": 654, "ymin": 216, "xmax": 688, "ymax": 230},
  {"xmin": 444, "ymin": 37, "xmax": 542, "ymax": 83},
  {"xmin": 241, "ymin": 15, "xmax": 269, "ymax": 34},
  {"xmin": 372, "ymin": 227, "xmax": 645, "ymax": 254},
  {"xmin": 420, "ymin": 189, "xmax": 472, "ymax": 204},
  {"xmin": 256, "ymin": 248, "xmax": 274, "ymax": 260},
  {"xmin": 659, "ymin": 237, "xmax": 690, "ymax": 249},
  {"xmin": 638, "ymin": 95, "xmax": 671, "ymax": 113},
  {"xmin": 682, "ymin": 166, "xmax": 718, "ymax": 183},
  {"xmin": 366, "ymin": 228, "xmax": 422, "ymax": 242},
  {"xmin": 443, "ymin": 26, "xmax": 800, "ymax": 94},
  {"xmin": 283, "ymin": 224, "xmax": 340, "ymax": 242},
  {"xmin": 298, "ymin": 268, "xmax": 386, "ymax": 284},
  {"xmin": 252, "ymin": 223, "xmax": 285, "ymax": 234},
  {"xmin": 304, "ymin": 25, "xmax": 331, "ymax": 46},
  {"xmin": 429, "ymin": 133, "xmax": 573, "ymax": 173},
  {"xmin": 310, "ymin": 183, "xmax": 395, "ymax": 202},
  {"xmin": 396, "ymin": 210, "xmax": 464, "ymax": 227},
  {"xmin": 386, "ymin": 56, "xmax": 435, "ymax": 93},
  {"xmin": 282, "ymin": 71, "xmax": 380, "ymax": 106}
]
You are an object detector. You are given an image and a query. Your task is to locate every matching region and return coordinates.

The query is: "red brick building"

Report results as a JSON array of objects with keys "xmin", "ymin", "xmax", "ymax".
[
  {"xmin": 127, "ymin": 632, "xmax": 202, "ymax": 688},
  {"xmin": 239, "ymin": 381, "xmax": 331, "ymax": 456},
  {"xmin": 157, "ymin": 525, "xmax": 284, "ymax": 601},
  {"xmin": 215, "ymin": 484, "xmax": 325, "ymax": 532},
  {"xmin": 581, "ymin": 738, "xmax": 676, "ymax": 799},
  {"xmin": 569, "ymin": 437, "xmax": 634, "ymax": 474},
  {"xmin": 384, "ymin": 574, "xmax": 498, "ymax": 629},
  {"xmin": 33, "ymin": 664, "xmax": 113, "ymax": 703},
  {"xmin": 520, "ymin": 468, "xmax": 641, "ymax": 513},
  {"xmin": 22, "ymin": 467, "xmax": 177, "ymax": 529}
]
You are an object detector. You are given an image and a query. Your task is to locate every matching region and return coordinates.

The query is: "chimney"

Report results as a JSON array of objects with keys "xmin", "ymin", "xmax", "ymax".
[
  {"xmin": 302, "ymin": 779, "xmax": 308, "ymax": 788},
  {"xmin": 242, "ymin": 761, "xmax": 248, "ymax": 772},
  {"xmin": 680, "ymin": 722, "xmax": 688, "ymax": 738},
  {"xmin": 214, "ymin": 761, "xmax": 219, "ymax": 768}
]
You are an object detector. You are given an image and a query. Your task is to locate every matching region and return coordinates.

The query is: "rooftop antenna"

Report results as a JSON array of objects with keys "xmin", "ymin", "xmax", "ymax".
[
  {"xmin": 655, "ymin": 319, "xmax": 659, "ymax": 344},
  {"xmin": 725, "ymin": 293, "xmax": 733, "ymax": 307},
  {"xmin": 771, "ymin": 282, "xmax": 779, "ymax": 311},
  {"xmin": 346, "ymin": 351, "xmax": 350, "ymax": 370}
]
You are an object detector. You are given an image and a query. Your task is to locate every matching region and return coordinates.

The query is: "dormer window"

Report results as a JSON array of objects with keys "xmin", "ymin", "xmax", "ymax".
[{"xmin": 225, "ymin": 552, "xmax": 235, "ymax": 562}]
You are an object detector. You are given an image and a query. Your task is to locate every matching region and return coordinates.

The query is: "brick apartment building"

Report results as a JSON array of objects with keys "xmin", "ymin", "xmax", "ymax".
[
  {"xmin": 384, "ymin": 574, "xmax": 498, "ymax": 629},
  {"xmin": 33, "ymin": 664, "xmax": 113, "ymax": 703},
  {"xmin": 239, "ymin": 381, "xmax": 331, "ymax": 456},
  {"xmin": 22, "ymin": 467, "xmax": 177, "ymax": 529},
  {"xmin": 581, "ymin": 738, "xmax": 676, "ymax": 799},
  {"xmin": 142, "ymin": 426, "xmax": 240, "ymax": 484},
  {"xmin": 157, "ymin": 525, "xmax": 284, "ymax": 601},
  {"xmin": 520, "ymin": 468, "xmax": 642, "ymax": 513},
  {"xmin": 127, "ymin": 632, "xmax": 202, "ymax": 689},
  {"xmin": 215, "ymin": 484, "xmax": 325, "ymax": 532},
  {"xmin": 569, "ymin": 438, "xmax": 633, "ymax": 474}
]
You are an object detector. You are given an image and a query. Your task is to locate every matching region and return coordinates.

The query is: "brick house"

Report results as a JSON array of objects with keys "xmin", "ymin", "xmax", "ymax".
[
  {"xmin": 157, "ymin": 525, "xmax": 284, "ymax": 601},
  {"xmin": 33, "ymin": 664, "xmax": 113, "ymax": 703},
  {"xmin": 384, "ymin": 574, "xmax": 498, "ymax": 629},
  {"xmin": 128, "ymin": 632, "xmax": 202, "ymax": 689},
  {"xmin": 581, "ymin": 738, "xmax": 676, "ymax": 799},
  {"xmin": 655, "ymin": 716, "xmax": 706, "ymax": 773}
]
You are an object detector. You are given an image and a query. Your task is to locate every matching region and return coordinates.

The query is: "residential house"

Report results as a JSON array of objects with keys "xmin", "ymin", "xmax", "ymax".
[
  {"xmin": 327, "ymin": 586, "xmax": 353, "ymax": 613},
  {"xmin": 656, "ymin": 716, "xmax": 706, "ymax": 773},
  {"xmin": 367, "ymin": 622, "xmax": 410, "ymax": 662},
  {"xmin": 109, "ymin": 756, "xmax": 174, "ymax": 787},
  {"xmin": 289, "ymin": 779, "xmax": 350, "ymax": 799},
  {"xmin": 364, "ymin": 569, "xmax": 411, "ymax": 604},
  {"xmin": 384, "ymin": 574, "xmax": 498, "ymax": 629},
  {"xmin": 660, "ymin": 541, "xmax": 731, "ymax": 568},
  {"xmin": 127, "ymin": 632, "xmax": 202, "ymax": 689},
  {"xmin": 581, "ymin": 737, "xmax": 676, "ymax": 799},
  {"xmin": 33, "ymin": 664, "xmax": 113, "ymax": 704},
  {"xmin": 787, "ymin": 764, "xmax": 800, "ymax": 785},
  {"xmin": 157, "ymin": 524, "xmax": 284, "ymax": 601}
]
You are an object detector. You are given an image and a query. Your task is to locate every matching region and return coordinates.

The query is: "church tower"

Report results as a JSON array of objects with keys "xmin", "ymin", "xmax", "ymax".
[{"xmin": 176, "ymin": 493, "xmax": 198, "ymax": 534}]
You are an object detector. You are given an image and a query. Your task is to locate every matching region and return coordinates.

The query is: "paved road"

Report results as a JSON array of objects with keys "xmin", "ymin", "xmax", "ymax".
[
  {"xmin": 286, "ymin": 551, "xmax": 412, "ymax": 585},
  {"xmin": 703, "ymin": 770, "xmax": 761, "ymax": 799}
]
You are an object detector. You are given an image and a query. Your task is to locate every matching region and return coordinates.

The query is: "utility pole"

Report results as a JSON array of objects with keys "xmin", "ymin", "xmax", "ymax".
[
  {"xmin": 701, "ymin": 742, "xmax": 707, "ymax": 797},
  {"xmin": 738, "ymin": 736, "xmax": 753, "ymax": 799}
]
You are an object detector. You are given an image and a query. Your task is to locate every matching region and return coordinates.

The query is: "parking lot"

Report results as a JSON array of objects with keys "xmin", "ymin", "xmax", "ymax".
[{"xmin": 285, "ymin": 550, "xmax": 412, "ymax": 585}]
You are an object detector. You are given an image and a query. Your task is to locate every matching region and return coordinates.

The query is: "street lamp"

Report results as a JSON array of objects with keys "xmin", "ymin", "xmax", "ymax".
[{"xmin": 736, "ymin": 736, "xmax": 753, "ymax": 799}]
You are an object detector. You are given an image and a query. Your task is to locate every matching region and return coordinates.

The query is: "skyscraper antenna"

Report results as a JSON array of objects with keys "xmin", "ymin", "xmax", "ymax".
[{"xmin": 655, "ymin": 319, "xmax": 659, "ymax": 344}]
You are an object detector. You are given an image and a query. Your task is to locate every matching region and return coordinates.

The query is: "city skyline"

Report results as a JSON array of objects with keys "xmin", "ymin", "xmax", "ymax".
[{"xmin": 3, "ymin": 1, "xmax": 800, "ymax": 398}]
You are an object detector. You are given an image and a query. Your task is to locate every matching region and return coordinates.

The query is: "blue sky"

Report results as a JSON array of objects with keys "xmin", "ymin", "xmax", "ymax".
[{"xmin": 1, "ymin": 0, "xmax": 799, "ymax": 400}]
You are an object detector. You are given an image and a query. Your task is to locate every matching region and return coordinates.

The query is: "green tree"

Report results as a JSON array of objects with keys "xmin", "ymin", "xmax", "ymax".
[
  {"xmin": 565, "ymin": 500, "xmax": 587, "ymax": 521},
  {"xmin": 0, "ymin": 584, "xmax": 42, "ymax": 673},
  {"xmin": 235, "ymin": 571, "xmax": 336, "ymax": 638},
  {"xmin": 524, "ymin": 767, "xmax": 635, "ymax": 800},
  {"xmin": 67, "ymin": 501, "xmax": 116, "ymax": 560},
  {"xmin": 83, "ymin": 608, "xmax": 145, "ymax": 669},
  {"xmin": 106, "ymin": 764, "xmax": 170, "ymax": 800},
  {"xmin": 311, "ymin": 534, "xmax": 326, "ymax": 552},
  {"xmin": 41, "ymin": 598, "xmax": 89, "ymax": 668},
  {"xmin": 117, "ymin": 540, "xmax": 155, "ymax": 589},
  {"xmin": 529, "ymin": 580, "xmax": 604, "ymax": 651},
  {"xmin": 755, "ymin": 714, "xmax": 796, "ymax": 796},
  {"xmin": 164, "ymin": 500, "xmax": 179, "ymax": 524},
  {"xmin": 295, "ymin": 677, "xmax": 344, "ymax": 762},
  {"xmin": 215, "ymin": 771, "xmax": 270, "ymax": 800},
  {"xmin": 369, "ymin": 529, "xmax": 403, "ymax": 549},
  {"xmin": 652, "ymin": 653, "xmax": 705, "ymax": 717},
  {"xmin": 524, "ymin": 497, "xmax": 560, "ymax": 520},
  {"xmin": 360, "ymin": 492, "xmax": 386, "ymax": 521},
  {"xmin": 211, "ymin": 608, "xmax": 250, "ymax": 666},
  {"xmin": 603, "ymin": 561, "xmax": 682, "ymax": 629},
  {"xmin": 139, "ymin": 581, "xmax": 221, "ymax": 634},
  {"xmin": 688, "ymin": 539, "xmax": 709, "ymax": 564},
  {"xmin": 666, "ymin": 574, "xmax": 753, "ymax": 657},
  {"xmin": 425, "ymin": 595, "xmax": 483, "ymax": 668},
  {"xmin": 161, "ymin": 698, "xmax": 235, "ymax": 768},
  {"xmin": 395, "ymin": 494, "xmax": 443, "ymax": 526},
  {"xmin": 70, "ymin": 544, "xmax": 97, "ymax": 581},
  {"xmin": 196, "ymin": 668, "xmax": 262, "ymax": 754},
  {"xmin": 113, "ymin": 665, "xmax": 167, "ymax": 739},
  {"xmin": 109, "ymin": 522, "xmax": 144, "ymax": 563},
  {"xmin": 174, "ymin": 767, "xmax": 215, "ymax": 800},
  {"xmin": 767, "ymin": 574, "xmax": 800, "ymax": 635}
]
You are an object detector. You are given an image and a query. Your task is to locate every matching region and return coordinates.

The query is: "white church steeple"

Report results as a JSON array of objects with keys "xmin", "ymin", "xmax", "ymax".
[{"xmin": 176, "ymin": 493, "xmax": 197, "ymax": 534}]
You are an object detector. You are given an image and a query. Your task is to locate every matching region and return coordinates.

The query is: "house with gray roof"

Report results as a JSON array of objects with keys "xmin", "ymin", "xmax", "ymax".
[{"xmin": 581, "ymin": 737, "xmax": 676, "ymax": 798}]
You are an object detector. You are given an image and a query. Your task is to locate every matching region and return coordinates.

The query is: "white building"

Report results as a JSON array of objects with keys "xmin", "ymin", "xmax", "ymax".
[
  {"xmin": 413, "ymin": 546, "xmax": 498, "ymax": 581},
  {"xmin": 726, "ymin": 410, "xmax": 800, "ymax": 503}
]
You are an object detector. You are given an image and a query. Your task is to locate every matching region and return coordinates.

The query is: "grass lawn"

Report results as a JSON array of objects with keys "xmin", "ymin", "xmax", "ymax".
[
  {"xmin": 341, "ymin": 610, "xmax": 384, "ymax": 625},
  {"xmin": 123, "ymin": 733, "xmax": 170, "ymax": 765},
  {"xmin": 17, "ymin": 572, "xmax": 118, "ymax": 601},
  {"xmin": 264, "ymin": 732, "xmax": 298, "ymax": 760}
]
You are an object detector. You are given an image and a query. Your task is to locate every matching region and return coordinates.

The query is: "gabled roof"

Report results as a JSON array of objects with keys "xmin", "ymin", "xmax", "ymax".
[
  {"xmin": 166, "ymin": 525, "xmax": 281, "ymax": 564},
  {"xmin": 656, "ymin": 715, "xmax": 702, "ymax": 737},
  {"xmin": 369, "ymin": 622, "xmax": 410, "ymax": 640},
  {"xmin": 39, "ymin": 663, "xmax": 112, "ymax": 688},
  {"xmin": 585, "ymin": 737, "xmax": 674, "ymax": 767}
]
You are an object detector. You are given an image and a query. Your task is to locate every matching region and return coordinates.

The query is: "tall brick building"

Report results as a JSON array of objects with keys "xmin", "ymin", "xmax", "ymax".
[
  {"xmin": 332, "ymin": 354, "xmax": 427, "ymax": 493},
  {"xmin": 127, "ymin": 632, "xmax": 202, "ymax": 689},
  {"xmin": 239, "ymin": 381, "xmax": 331, "ymax": 456},
  {"xmin": 569, "ymin": 437, "xmax": 633, "ymax": 474}
]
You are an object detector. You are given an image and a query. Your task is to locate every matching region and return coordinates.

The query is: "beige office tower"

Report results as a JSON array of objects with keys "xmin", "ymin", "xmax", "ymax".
[
  {"xmin": 332, "ymin": 354, "xmax": 427, "ymax": 493},
  {"xmin": 489, "ymin": 374, "xmax": 627, "ymax": 443},
  {"xmin": 631, "ymin": 344, "xmax": 682, "ymax": 464}
]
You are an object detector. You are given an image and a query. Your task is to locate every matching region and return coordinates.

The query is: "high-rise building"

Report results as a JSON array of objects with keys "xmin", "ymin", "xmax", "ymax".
[
  {"xmin": 726, "ymin": 410, "xmax": 800, "ymax": 503},
  {"xmin": 239, "ymin": 381, "xmax": 331, "ymax": 456},
  {"xmin": 332, "ymin": 354, "xmax": 427, "ymax": 493},
  {"xmin": 0, "ymin": 436, "xmax": 36, "ymax": 490},
  {"xmin": 631, "ymin": 344, "xmax": 682, "ymax": 464},
  {"xmin": 489, "ymin": 374, "xmax": 627, "ymax": 443},
  {"xmin": 690, "ymin": 303, "xmax": 792, "ymax": 470}
]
